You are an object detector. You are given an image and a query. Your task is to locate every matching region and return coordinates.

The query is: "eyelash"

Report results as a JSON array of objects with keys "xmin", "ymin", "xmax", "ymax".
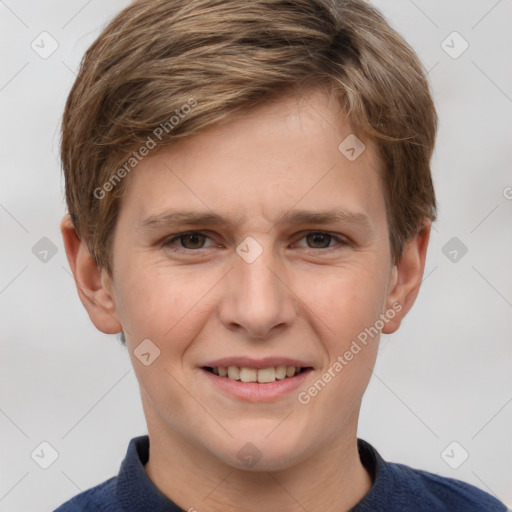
[{"xmin": 161, "ymin": 230, "xmax": 349, "ymax": 253}]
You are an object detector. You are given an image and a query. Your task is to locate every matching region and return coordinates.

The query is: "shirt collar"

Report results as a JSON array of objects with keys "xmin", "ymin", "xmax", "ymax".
[{"xmin": 116, "ymin": 435, "xmax": 184, "ymax": 511}]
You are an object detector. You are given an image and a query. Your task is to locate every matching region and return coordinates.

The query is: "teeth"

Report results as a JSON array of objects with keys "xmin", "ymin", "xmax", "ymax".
[
  {"xmin": 227, "ymin": 366, "xmax": 239, "ymax": 380},
  {"xmin": 239, "ymin": 367, "xmax": 257, "ymax": 382},
  {"xmin": 275, "ymin": 365, "xmax": 287, "ymax": 379},
  {"xmin": 210, "ymin": 365, "xmax": 305, "ymax": 383},
  {"xmin": 286, "ymin": 366, "xmax": 296, "ymax": 378},
  {"xmin": 257, "ymin": 367, "xmax": 276, "ymax": 383}
]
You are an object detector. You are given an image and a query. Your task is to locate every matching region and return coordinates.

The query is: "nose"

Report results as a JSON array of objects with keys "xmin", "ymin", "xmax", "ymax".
[{"xmin": 218, "ymin": 246, "xmax": 297, "ymax": 340}]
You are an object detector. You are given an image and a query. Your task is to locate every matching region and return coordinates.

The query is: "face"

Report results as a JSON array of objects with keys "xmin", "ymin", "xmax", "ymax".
[{"xmin": 100, "ymin": 89, "xmax": 404, "ymax": 470}]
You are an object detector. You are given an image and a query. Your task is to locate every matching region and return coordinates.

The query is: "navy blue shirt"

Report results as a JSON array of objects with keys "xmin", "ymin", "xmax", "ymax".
[{"xmin": 54, "ymin": 435, "xmax": 507, "ymax": 511}]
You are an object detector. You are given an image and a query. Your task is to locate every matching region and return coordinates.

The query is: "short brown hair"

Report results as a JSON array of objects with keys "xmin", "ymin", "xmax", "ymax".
[{"xmin": 61, "ymin": 0, "xmax": 437, "ymax": 275}]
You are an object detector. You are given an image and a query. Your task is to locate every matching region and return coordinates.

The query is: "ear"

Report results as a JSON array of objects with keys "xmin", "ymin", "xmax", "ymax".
[
  {"xmin": 60, "ymin": 214, "xmax": 122, "ymax": 334},
  {"xmin": 382, "ymin": 221, "xmax": 431, "ymax": 334}
]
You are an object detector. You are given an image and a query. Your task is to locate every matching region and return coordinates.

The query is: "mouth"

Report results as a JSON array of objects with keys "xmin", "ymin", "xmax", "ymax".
[
  {"xmin": 198, "ymin": 357, "xmax": 315, "ymax": 401},
  {"xmin": 202, "ymin": 365, "xmax": 313, "ymax": 384}
]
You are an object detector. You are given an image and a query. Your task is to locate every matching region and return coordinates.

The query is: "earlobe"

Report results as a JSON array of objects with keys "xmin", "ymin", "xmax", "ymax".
[
  {"xmin": 382, "ymin": 222, "xmax": 431, "ymax": 334},
  {"xmin": 60, "ymin": 214, "xmax": 122, "ymax": 335}
]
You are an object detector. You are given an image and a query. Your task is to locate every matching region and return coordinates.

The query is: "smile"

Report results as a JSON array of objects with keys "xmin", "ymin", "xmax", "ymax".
[
  {"xmin": 203, "ymin": 365, "xmax": 311, "ymax": 383},
  {"xmin": 200, "ymin": 364, "xmax": 314, "ymax": 402}
]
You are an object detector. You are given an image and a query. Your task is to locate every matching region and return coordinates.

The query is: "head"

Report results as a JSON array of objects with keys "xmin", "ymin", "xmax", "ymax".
[{"xmin": 61, "ymin": 0, "xmax": 436, "ymax": 471}]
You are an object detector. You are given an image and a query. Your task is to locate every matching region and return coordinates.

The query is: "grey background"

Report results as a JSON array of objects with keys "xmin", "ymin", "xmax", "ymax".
[{"xmin": 0, "ymin": 1, "xmax": 511, "ymax": 510}]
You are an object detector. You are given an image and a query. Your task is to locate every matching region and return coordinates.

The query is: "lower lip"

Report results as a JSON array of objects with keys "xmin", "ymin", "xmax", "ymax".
[{"xmin": 200, "ymin": 368, "xmax": 313, "ymax": 402}]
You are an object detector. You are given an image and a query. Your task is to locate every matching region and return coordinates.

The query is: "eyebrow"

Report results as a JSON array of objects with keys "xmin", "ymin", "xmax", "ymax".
[{"xmin": 140, "ymin": 208, "xmax": 373, "ymax": 234}]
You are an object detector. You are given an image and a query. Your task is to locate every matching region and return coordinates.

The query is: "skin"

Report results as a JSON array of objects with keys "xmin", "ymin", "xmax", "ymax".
[{"xmin": 61, "ymin": 88, "xmax": 430, "ymax": 511}]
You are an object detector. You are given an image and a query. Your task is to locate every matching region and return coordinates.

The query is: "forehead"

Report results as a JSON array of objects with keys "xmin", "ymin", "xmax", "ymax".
[{"xmin": 117, "ymin": 89, "xmax": 386, "ymax": 229}]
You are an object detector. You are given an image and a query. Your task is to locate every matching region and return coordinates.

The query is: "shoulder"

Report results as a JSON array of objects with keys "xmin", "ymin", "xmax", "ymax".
[
  {"xmin": 355, "ymin": 439, "xmax": 508, "ymax": 512},
  {"xmin": 53, "ymin": 435, "xmax": 152, "ymax": 512},
  {"xmin": 53, "ymin": 476, "xmax": 118, "ymax": 512},
  {"xmin": 390, "ymin": 461, "xmax": 507, "ymax": 511}
]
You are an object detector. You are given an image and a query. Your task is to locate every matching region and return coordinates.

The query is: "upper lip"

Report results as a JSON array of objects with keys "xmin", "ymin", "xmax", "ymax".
[{"xmin": 201, "ymin": 357, "xmax": 314, "ymax": 369}]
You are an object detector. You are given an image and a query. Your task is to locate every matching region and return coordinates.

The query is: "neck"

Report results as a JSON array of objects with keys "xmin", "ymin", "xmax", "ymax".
[{"xmin": 144, "ymin": 410, "xmax": 373, "ymax": 512}]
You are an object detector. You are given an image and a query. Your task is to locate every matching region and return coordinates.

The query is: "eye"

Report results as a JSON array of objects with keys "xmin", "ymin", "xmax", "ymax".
[
  {"xmin": 161, "ymin": 230, "xmax": 349, "ymax": 253},
  {"xmin": 162, "ymin": 231, "xmax": 216, "ymax": 250},
  {"xmin": 294, "ymin": 231, "xmax": 348, "ymax": 250}
]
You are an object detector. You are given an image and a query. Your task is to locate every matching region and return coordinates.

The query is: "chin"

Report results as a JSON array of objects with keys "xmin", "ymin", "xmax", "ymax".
[{"xmin": 211, "ymin": 429, "xmax": 311, "ymax": 473}]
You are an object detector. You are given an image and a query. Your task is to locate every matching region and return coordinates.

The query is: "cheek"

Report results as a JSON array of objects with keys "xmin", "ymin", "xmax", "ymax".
[
  {"xmin": 115, "ymin": 264, "xmax": 219, "ymax": 420},
  {"xmin": 297, "ymin": 267, "xmax": 384, "ymax": 431},
  {"xmin": 113, "ymin": 257, "xmax": 218, "ymax": 347},
  {"xmin": 293, "ymin": 261, "xmax": 387, "ymax": 407},
  {"xmin": 297, "ymin": 261, "xmax": 389, "ymax": 345}
]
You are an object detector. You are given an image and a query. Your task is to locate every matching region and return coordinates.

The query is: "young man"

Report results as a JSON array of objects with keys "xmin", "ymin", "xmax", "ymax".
[{"xmin": 55, "ymin": 0, "xmax": 508, "ymax": 510}]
